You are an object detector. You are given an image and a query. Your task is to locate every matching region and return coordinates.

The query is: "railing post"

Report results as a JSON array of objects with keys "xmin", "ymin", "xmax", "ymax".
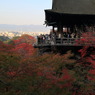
[{"xmin": 61, "ymin": 38, "xmax": 62, "ymax": 44}]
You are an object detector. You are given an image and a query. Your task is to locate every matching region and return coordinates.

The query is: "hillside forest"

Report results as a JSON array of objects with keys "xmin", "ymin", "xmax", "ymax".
[{"xmin": 0, "ymin": 32, "xmax": 95, "ymax": 95}]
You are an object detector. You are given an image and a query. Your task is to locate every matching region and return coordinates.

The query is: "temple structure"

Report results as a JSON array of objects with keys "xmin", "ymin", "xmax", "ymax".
[
  {"xmin": 34, "ymin": 0, "xmax": 95, "ymax": 53},
  {"xmin": 45, "ymin": 0, "xmax": 95, "ymax": 33}
]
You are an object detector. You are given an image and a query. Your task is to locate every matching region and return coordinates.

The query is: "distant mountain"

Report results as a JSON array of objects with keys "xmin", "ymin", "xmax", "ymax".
[{"xmin": 0, "ymin": 24, "xmax": 50, "ymax": 32}]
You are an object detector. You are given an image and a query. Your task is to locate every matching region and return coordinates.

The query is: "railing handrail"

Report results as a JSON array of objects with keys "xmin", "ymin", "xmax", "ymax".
[{"xmin": 34, "ymin": 37, "xmax": 95, "ymax": 47}]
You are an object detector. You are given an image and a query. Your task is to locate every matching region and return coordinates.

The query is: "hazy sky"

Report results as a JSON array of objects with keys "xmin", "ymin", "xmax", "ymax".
[{"xmin": 0, "ymin": 0, "xmax": 52, "ymax": 25}]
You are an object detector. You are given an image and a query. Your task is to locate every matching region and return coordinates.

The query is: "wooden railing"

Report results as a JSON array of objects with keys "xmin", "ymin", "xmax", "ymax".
[
  {"xmin": 34, "ymin": 38, "xmax": 81, "ymax": 47},
  {"xmin": 33, "ymin": 36, "xmax": 95, "ymax": 47}
]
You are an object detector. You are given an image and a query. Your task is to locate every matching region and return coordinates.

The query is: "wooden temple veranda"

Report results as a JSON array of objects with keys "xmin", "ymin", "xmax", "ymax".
[{"xmin": 34, "ymin": 0, "xmax": 95, "ymax": 53}]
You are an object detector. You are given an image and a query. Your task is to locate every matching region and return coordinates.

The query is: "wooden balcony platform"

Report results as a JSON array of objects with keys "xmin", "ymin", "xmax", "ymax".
[
  {"xmin": 34, "ymin": 38, "xmax": 95, "ymax": 48},
  {"xmin": 34, "ymin": 38, "xmax": 78, "ymax": 48}
]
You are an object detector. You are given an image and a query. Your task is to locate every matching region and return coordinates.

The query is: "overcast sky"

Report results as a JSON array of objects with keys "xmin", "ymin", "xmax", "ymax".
[{"xmin": 0, "ymin": 0, "xmax": 52, "ymax": 25}]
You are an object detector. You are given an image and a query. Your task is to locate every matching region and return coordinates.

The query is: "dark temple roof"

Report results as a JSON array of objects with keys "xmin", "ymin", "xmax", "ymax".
[{"xmin": 50, "ymin": 0, "xmax": 95, "ymax": 15}]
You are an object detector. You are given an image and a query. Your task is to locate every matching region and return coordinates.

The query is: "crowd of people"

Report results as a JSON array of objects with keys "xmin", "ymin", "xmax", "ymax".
[{"xmin": 37, "ymin": 30, "xmax": 81, "ymax": 45}]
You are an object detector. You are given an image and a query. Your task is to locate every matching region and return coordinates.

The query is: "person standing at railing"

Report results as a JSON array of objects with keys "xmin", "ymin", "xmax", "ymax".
[
  {"xmin": 71, "ymin": 33, "xmax": 75, "ymax": 44},
  {"xmin": 63, "ymin": 32, "xmax": 68, "ymax": 38},
  {"xmin": 37, "ymin": 34, "xmax": 41, "ymax": 44},
  {"xmin": 71, "ymin": 33, "xmax": 75, "ymax": 38},
  {"xmin": 45, "ymin": 34, "xmax": 49, "ymax": 44},
  {"xmin": 42, "ymin": 35, "xmax": 46, "ymax": 44},
  {"xmin": 50, "ymin": 30, "xmax": 57, "ymax": 44},
  {"xmin": 47, "ymin": 34, "xmax": 51, "ymax": 44},
  {"xmin": 39, "ymin": 34, "xmax": 43, "ymax": 44},
  {"xmin": 75, "ymin": 33, "xmax": 79, "ymax": 38},
  {"xmin": 67, "ymin": 32, "xmax": 72, "ymax": 44},
  {"xmin": 37, "ymin": 36, "xmax": 39, "ymax": 44},
  {"xmin": 58, "ymin": 33, "xmax": 61, "ymax": 38}
]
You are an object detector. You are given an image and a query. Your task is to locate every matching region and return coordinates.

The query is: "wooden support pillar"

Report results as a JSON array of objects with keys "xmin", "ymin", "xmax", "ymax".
[
  {"xmin": 70, "ymin": 25, "xmax": 74, "ymax": 33},
  {"xmin": 67, "ymin": 27, "xmax": 70, "ymax": 33},
  {"xmin": 52, "ymin": 26, "xmax": 54, "ymax": 32},
  {"xmin": 58, "ymin": 22, "xmax": 63, "ymax": 33}
]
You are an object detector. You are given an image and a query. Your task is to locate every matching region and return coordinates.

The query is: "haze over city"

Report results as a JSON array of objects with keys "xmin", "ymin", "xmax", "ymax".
[{"xmin": 0, "ymin": 0, "xmax": 52, "ymax": 37}]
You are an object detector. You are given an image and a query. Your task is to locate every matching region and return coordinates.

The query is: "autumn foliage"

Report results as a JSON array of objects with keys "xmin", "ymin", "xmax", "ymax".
[
  {"xmin": 0, "ymin": 33, "xmax": 95, "ymax": 95},
  {"xmin": 76, "ymin": 32, "xmax": 95, "ymax": 46}
]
